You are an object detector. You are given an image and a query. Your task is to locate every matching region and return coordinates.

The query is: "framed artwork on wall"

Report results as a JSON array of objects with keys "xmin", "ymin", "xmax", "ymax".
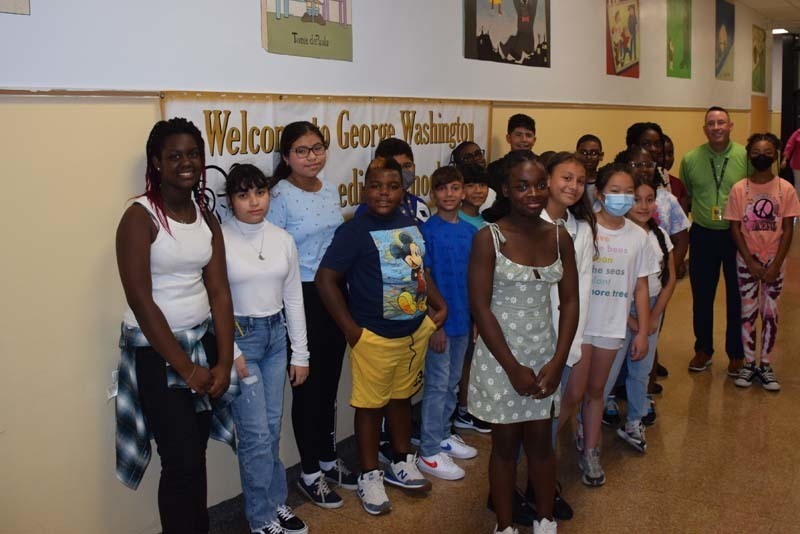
[
  {"xmin": 752, "ymin": 25, "xmax": 766, "ymax": 93},
  {"xmin": 667, "ymin": 0, "xmax": 691, "ymax": 79},
  {"xmin": 606, "ymin": 0, "xmax": 640, "ymax": 78},
  {"xmin": 715, "ymin": 0, "xmax": 735, "ymax": 81},
  {"xmin": 0, "ymin": 0, "xmax": 29, "ymax": 15},
  {"xmin": 261, "ymin": 0, "xmax": 352, "ymax": 61},
  {"xmin": 464, "ymin": 0, "xmax": 551, "ymax": 68}
]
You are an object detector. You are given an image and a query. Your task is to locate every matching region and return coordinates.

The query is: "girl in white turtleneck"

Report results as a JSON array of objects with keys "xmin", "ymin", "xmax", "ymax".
[{"xmin": 221, "ymin": 163, "xmax": 310, "ymax": 534}]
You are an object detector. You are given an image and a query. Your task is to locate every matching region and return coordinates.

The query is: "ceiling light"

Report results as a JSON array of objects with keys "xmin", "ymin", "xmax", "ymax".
[{"xmin": 772, "ymin": 28, "xmax": 789, "ymax": 34}]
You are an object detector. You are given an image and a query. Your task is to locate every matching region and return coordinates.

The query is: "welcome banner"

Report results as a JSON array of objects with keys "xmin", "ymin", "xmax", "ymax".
[{"xmin": 163, "ymin": 92, "xmax": 490, "ymax": 219}]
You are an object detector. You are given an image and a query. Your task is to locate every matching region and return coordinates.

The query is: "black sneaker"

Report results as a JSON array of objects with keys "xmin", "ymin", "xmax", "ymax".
[
  {"xmin": 297, "ymin": 474, "xmax": 343, "ymax": 509},
  {"xmin": 487, "ymin": 487, "xmax": 535, "ymax": 526},
  {"xmin": 276, "ymin": 505, "xmax": 308, "ymax": 534},
  {"xmin": 322, "ymin": 458, "xmax": 358, "ymax": 490},
  {"xmin": 454, "ymin": 410, "xmax": 492, "ymax": 433},
  {"xmin": 656, "ymin": 362, "xmax": 669, "ymax": 378},
  {"xmin": 601, "ymin": 397, "xmax": 621, "ymax": 427},
  {"xmin": 734, "ymin": 362, "xmax": 758, "ymax": 388},
  {"xmin": 757, "ymin": 364, "xmax": 781, "ymax": 391},
  {"xmin": 642, "ymin": 396, "xmax": 656, "ymax": 426},
  {"xmin": 525, "ymin": 481, "xmax": 573, "ymax": 521},
  {"xmin": 253, "ymin": 520, "xmax": 286, "ymax": 534}
]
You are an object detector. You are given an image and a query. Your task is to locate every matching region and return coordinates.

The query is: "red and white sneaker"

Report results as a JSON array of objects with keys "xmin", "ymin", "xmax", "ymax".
[{"xmin": 417, "ymin": 452, "xmax": 465, "ymax": 480}]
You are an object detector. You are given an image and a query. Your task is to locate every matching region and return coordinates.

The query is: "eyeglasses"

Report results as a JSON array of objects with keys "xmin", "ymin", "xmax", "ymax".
[
  {"xmin": 629, "ymin": 161, "xmax": 657, "ymax": 169},
  {"xmin": 291, "ymin": 143, "xmax": 326, "ymax": 158},
  {"xmin": 460, "ymin": 149, "xmax": 485, "ymax": 163},
  {"xmin": 579, "ymin": 150, "xmax": 602, "ymax": 157}
]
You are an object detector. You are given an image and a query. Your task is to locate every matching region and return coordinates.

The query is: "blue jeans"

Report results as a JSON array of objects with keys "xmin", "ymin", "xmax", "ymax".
[
  {"xmin": 231, "ymin": 313, "xmax": 289, "ymax": 530},
  {"xmin": 603, "ymin": 296, "xmax": 660, "ymax": 423},
  {"xmin": 420, "ymin": 334, "xmax": 469, "ymax": 457}
]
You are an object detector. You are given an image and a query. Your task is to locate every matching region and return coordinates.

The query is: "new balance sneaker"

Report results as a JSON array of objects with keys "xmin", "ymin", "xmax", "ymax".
[
  {"xmin": 578, "ymin": 447, "xmax": 605, "ymax": 486},
  {"xmin": 617, "ymin": 419, "xmax": 647, "ymax": 453},
  {"xmin": 454, "ymin": 409, "xmax": 492, "ymax": 433},
  {"xmin": 417, "ymin": 452, "xmax": 465, "ymax": 480},
  {"xmin": 357, "ymin": 470, "xmax": 391, "ymax": 516},
  {"xmin": 253, "ymin": 520, "xmax": 286, "ymax": 534},
  {"xmin": 601, "ymin": 396, "xmax": 621, "ymax": 427},
  {"xmin": 296, "ymin": 473, "xmax": 343, "ymax": 509},
  {"xmin": 642, "ymin": 396, "xmax": 657, "ymax": 426},
  {"xmin": 385, "ymin": 453, "xmax": 432, "ymax": 491},
  {"xmin": 440, "ymin": 434, "xmax": 478, "ymax": 459},
  {"xmin": 734, "ymin": 361, "xmax": 758, "ymax": 388},
  {"xmin": 275, "ymin": 505, "xmax": 307, "ymax": 534},
  {"xmin": 321, "ymin": 458, "xmax": 358, "ymax": 490},
  {"xmin": 758, "ymin": 364, "xmax": 781, "ymax": 391}
]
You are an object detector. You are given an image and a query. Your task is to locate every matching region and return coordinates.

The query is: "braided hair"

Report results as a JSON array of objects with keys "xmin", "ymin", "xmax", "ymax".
[
  {"xmin": 745, "ymin": 132, "xmax": 781, "ymax": 154},
  {"xmin": 144, "ymin": 117, "xmax": 208, "ymax": 234},
  {"xmin": 633, "ymin": 175, "xmax": 670, "ymax": 288},
  {"xmin": 482, "ymin": 150, "xmax": 543, "ymax": 222}
]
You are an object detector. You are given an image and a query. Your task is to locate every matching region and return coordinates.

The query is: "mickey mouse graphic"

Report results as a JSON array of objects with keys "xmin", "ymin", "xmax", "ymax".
[{"xmin": 390, "ymin": 231, "xmax": 427, "ymax": 315}]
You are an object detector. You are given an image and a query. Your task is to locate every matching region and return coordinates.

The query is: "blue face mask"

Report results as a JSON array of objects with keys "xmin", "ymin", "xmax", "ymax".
[{"xmin": 603, "ymin": 193, "xmax": 635, "ymax": 216}]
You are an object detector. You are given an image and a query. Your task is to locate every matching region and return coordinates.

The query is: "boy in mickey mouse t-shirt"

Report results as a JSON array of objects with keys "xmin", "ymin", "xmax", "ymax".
[
  {"xmin": 725, "ymin": 133, "xmax": 800, "ymax": 392},
  {"xmin": 316, "ymin": 157, "xmax": 447, "ymax": 516}
]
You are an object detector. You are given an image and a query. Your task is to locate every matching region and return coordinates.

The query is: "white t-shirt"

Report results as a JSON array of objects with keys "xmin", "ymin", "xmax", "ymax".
[
  {"xmin": 222, "ymin": 218, "xmax": 309, "ymax": 366},
  {"xmin": 542, "ymin": 209, "xmax": 594, "ymax": 367},
  {"xmin": 583, "ymin": 218, "xmax": 659, "ymax": 339},
  {"xmin": 646, "ymin": 226, "xmax": 673, "ymax": 297}
]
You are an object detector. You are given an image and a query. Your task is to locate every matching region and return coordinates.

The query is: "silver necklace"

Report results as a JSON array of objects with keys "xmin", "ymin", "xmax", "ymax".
[{"xmin": 234, "ymin": 219, "xmax": 266, "ymax": 260}]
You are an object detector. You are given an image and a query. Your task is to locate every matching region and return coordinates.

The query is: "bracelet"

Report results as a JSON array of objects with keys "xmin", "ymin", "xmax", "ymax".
[{"xmin": 186, "ymin": 364, "xmax": 197, "ymax": 384}]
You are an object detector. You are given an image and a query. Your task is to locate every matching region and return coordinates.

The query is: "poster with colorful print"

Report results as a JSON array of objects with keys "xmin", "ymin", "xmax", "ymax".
[
  {"xmin": 463, "ymin": 0, "xmax": 551, "ymax": 68},
  {"xmin": 666, "ymin": 0, "xmax": 691, "ymax": 79},
  {"xmin": 752, "ymin": 25, "xmax": 766, "ymax": 93},
  {"xmin": 715, "ymin": 0, "xmax": 735, "ymax": 81},
  {"xmin": 370, "ymin": 227, "xmax": 428, "ymax": 320},
  {"xmin": 606, "ymin": 0, "xmax": 640, "ymax": 78},
  {"xmin": 261, "ymin": 0, "xmax": 352, "ymax": 61}
]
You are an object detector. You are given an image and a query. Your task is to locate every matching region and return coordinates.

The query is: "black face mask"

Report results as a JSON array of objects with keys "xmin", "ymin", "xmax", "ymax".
[{"xmin": 750, "ymin": 154, "xmax": 774, "ymax": 172}]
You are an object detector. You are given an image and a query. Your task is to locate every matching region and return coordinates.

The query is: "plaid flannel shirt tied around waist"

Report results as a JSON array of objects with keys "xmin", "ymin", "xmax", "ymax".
[{"xmin": 115, "ymin": 320, "xmax": 238, "ymax": 489}]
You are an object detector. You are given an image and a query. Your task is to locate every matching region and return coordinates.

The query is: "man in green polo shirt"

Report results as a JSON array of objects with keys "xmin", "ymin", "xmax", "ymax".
[{"xmin": 679, "ymin": 106, "xmax": 746, "ymax": 376}]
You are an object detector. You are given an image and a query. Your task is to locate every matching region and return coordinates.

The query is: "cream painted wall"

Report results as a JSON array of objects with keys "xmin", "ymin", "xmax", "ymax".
[{"xmin": 0, "ymin": 96, "xmax": 357, "ymax": 533}]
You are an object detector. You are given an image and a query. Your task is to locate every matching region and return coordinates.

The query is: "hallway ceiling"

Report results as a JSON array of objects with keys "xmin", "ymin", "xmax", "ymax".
[{"xmin": 737, "ymin": 0, "xmax": 800, "ymax": 34}]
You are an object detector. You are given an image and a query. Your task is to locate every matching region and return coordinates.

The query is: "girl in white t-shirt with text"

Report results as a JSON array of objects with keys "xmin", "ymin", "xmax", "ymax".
[
  {"xmin": 577, "ymin": 162, "xmax": 658, "ymax": 487},
  {"xmin": 603, "ymin": 175, "xmax": 677, "ymax": 455}
]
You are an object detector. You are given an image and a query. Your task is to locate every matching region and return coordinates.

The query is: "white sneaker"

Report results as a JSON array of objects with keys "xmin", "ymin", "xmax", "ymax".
[
  {"xmin": 493, "ymin": 525, "xmax": 519, "ymax": 534},
  {"xmin": 357, "ymin": 470, "xmax": 391, "ymax": 516},
  {"xmin": 533, "ymin": 517, "xmax": 557, "ymax": 533},
  {"xmin": 417, "ymin": 452, "xmax": 465, "ymax": 480},
  {"xmin": 385, "ymin": 453, "xmax": 432, "ymax": 491},
  {"xmin": 440, "ymin": 434, "xmax": 478, "ymax": 459}
]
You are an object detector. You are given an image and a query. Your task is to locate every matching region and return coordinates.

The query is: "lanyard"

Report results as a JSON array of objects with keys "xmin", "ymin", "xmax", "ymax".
[{"xmin": 709, "ymin": 157, "xmax": 729, "ymax": 205}]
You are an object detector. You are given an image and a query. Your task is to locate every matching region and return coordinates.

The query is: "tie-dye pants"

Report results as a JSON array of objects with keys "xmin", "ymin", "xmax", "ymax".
[{"xmin": 736, "ymin": 253, "xmax": 784, "ymax": 364}]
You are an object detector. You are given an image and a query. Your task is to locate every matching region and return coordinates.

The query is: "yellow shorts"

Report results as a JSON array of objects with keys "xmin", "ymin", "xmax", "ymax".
[{"xmin": 349, "ymin": 316, "xmax": 437, "ymax": 409}]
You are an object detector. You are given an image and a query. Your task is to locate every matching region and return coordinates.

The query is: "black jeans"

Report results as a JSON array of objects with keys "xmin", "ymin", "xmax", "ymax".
[
  {"xmin": 688, "ymin": 224, "xmax": 744, "ymax": 360},
  {"xmin": 291, "ymin": 282, "xmax": 347, "ymax": 474},
  {"xmin": 136, "ymin": 334, "xmax": 216, "ymax": 534}
]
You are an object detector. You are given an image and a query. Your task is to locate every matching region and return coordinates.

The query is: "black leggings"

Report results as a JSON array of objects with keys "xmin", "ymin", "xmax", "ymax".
[
  {"xmin": 136, "ymin": 333, "xmax": 217, "ymax": 534},
  {"xmin": 291, "ymin": 282, "xmax": 347, "ymax": 474}
]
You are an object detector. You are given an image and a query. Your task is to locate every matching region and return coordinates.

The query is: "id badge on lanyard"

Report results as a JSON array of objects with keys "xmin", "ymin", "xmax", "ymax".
[{"xmin": 709, "ymin": 157, "xmax": 729, "ymax": 221}]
